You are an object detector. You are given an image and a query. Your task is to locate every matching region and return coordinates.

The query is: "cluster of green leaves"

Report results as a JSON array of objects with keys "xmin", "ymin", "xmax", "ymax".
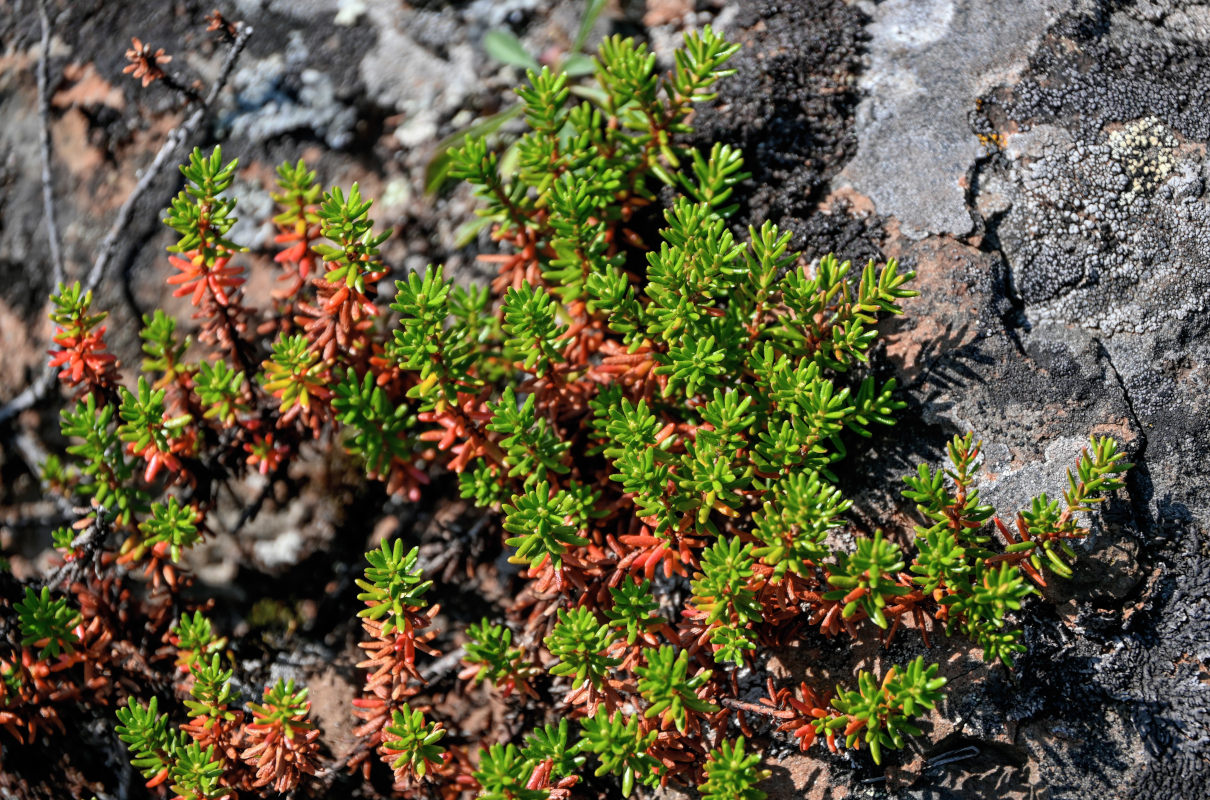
[
  {"xmin": 194, "ymin": 361, "xmax": 247, "ymax": 424},
  {"xmin": 474, "ymin": 743, "xmax": 544, "ymax": 800},
  {"xmin": 172, "ymin": 611, "xmax": 227, "ymax": 672},
  {"xmin": 903, "ymin": 433, "xmax": 1130, "ymax": 665},
  {"xmin": 950, "ymin": 563, "xmax": 1035, "ymax": 665},
  {"xmin": 260, "ymin": 334, "xmax": 325, "ymax": 414},
  {"xmin": 577, "ymin": 713, "xmax": 661, "ymax": 797},
  {"xmin": 604, "ymin": 578, "xmax": 666, "ymax": 645},
  {"xmin": 824, "ymin": 530, "xmax": 910, "ymax": 629},
  {"xmin": 333, "ymin": 368, "xmax": 418, "ymax": 479},
  {"xmin": 15, "ymin": 587, "xmax": 80, "ymax": 659},
  {"xmin": 485, "ymin": 389, "xmax": 571, "ymax": 491},
  {"xmin": 700, "ymin": 737, "xmax": 769, "ymax": 800},
  {"xmin": 1020, "ymin": 436, "xmax": 1130, "ymax": 574},
  {"xmin": 903, "ymin": 433, "xmax": 995, "ymax": 577},
  {"xmin": 520, "ymin": 718, "xmax": 586, "ymax": 783},
  {"xmin": 58, "ymin": 393, "xmax": 148, "ymax": 527},
  {"xmin": 474, "ymin": 720, "xmax": 586, "ymax": 800},
  {"xmin": 501, "ymin": 284, "xmax": 565, "ymax": 376},
  {"xmin": 389, "ymin": 264, "xmax": 490, "ymax": 410},
  {"xmin": 501, "ymin": 480, "xmax": 592, "ymax": 571},
  {"xmin": 904, "ymin": 433, "xmax": 1021, "ymax": 660},
  {"xmin": 116, "ymin": 377, "xmax": 192, "ymax": 472},
  {"xmin": 313, "ymin": 184, "xmax": 389, "ymax": 292},
  {"xmin": 355, "ymin": 540, "xmax": 433, "ymax": 637},
  {"xmin": 690, "ymin": 538, "xmax": 762, "ymax": 664},
  {"xmin": 816, "ymin": 656, "xmax": 947, "ymax": 765},
  {"xmin": 635, "ymin": 645, "xmax": 718, "ymax": 731},
  {"xmin": 598, "ymin": 393, "xmax": 675, "ymax": 531},
  {"xmin": 114, "ymin": 607, "xmax": 281, "ymax": 797},
  {"xmin": 545, "ymin": 606, "xmax": 620, "ymax": 690},
  {"xmin": 751, "ymin": 469, "xmax": 849, "ymax": 580},
  {"xmin": 271, "ymin": 159, "xmax": 322, "ymax": 232},
  {"xmin": 164, "ymin": 145, "xmax": 242, "ymax": 269},
  {"xmin": 386, "ymin": 27, "xmax": 919, "ymax": 589},
  {"xmin": 116, "ymin": 697, "xmax": 225, "ymax": 800},
  {"xmin": 590, "ymin": 234, "xmax": 912, "ymax": 544},
  {"xmin": 140, "ymin": 310, "xmax": 192, "ymax": 382},
  {"xmin": 451, "ymin": 26, "xmax": 739, "ymax": 226},
  {"xmin": 139, "ymin": 497, "xmax": 201, "ymax": 562},
  {"xmin": 382, "ymin": 708, "xmax": 446, "ymax": 778},
  {"xmin": 184, "ymin": 654, "xmax": 237, "ymax": 724},
  {"xmin": 463, "ymin": 620, "xmax": 536, "ymax": 691},
  {"xmin": 425, "ymin": 0, "xmax": 608, "ymax": 196},
  {"xmin": 49, "ymin": 282, "xmax": 105, "ymax": 340},
  {"xmin": 49, "ymin": 524, "xmax": 77, "ymax": 553}
]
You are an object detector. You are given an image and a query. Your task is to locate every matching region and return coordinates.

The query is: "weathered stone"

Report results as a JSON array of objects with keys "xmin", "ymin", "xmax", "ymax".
[{"xmin": 840, "ymin": 0, "xmax": 1063, "ymax": 238}]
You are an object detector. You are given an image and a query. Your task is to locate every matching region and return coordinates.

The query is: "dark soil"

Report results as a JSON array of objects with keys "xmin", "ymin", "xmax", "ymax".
[{"xmin": 689, "ymin": 0, "xmax": 884, "ymax": 264}]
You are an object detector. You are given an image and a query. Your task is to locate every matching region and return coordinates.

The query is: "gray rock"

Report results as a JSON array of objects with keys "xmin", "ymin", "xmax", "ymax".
[
  {"xmin": 232, "ymin": 0, "xmax": 341, "ymax": 22},
  {"xmin": 841, "ymin": 0, "xmax": 1066, "ymax": 238},
  {"xmin": 994, "ymin": 118, "xmax": 1210, "ymax": 335},
  {"xmin": 464, "ymin": 0, "xmax": 542, "ymax": 32},
  {"xmin": 360, "ymin": 13, "xmax": 477, "ymax": 118},
  {"xmin": 220, "ymin": 32, "xmax": 359, "ymax": 149},
  {"xmin": 857, "ymin": 1, "xmax": 1210, "ymax": 793}
]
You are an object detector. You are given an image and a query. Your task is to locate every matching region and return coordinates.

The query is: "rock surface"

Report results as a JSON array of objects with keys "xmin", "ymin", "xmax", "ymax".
[
  {"xmin": 697, "ymin": 0, "xmax": 1210, "ymax": 796},
  {"xmin": 822, "ymin": 0, "xmax": 1210, "ymax": 796},
  {"xmin": 841, "ymin": 0, "xmax": 1061, "ymax": 239}
]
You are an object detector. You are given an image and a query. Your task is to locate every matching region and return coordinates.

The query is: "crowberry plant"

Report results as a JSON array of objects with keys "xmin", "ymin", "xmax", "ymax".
[
  {"xmin": 381, "ymin": 708, "xmax": 447, "ymax": 780},
  {"xmin": 3, "ymin": 18, "xmax": 1135, "ymax": 800},
  {"xmin": 578, "ymin": 712, "xmax": 661, "ymax": 797},
  {"xmin": 15, "ymin": 587, "xmax": 80, "ymax": 660},
  {"xmin": 635, "ymin": 645, "xmax": 718, "ymax": 733},
  {"xmin": 460, "ymin": 620, "xmax": 538, "ymax": 698},
  {"xmin": 115, "ymin": 696, "xmax": 183, "ymax": 789},
  {"xmin": 817, "ymin": 656, "xmax": 948, "ymax": 765},
  {"xmin": 48, "ymin": 283, "xmax": 121, "ymax": 401},
  {"xmin": 700, "ymin": 737, "xmax": 770, "ymax": 800},
  {"xmin": 546, "ymin": 606, "xmax": 621, "ymax": 694}
]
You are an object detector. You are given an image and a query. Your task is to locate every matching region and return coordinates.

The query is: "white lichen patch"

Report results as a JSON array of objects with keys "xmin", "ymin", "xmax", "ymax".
[
  {"xmin": 1107, "ymin": 116, "xmax": 1178, "ymax": 204},
  {"xmin": 992, "ymin": 120, "xmax": 1210, "ymax": 334}
]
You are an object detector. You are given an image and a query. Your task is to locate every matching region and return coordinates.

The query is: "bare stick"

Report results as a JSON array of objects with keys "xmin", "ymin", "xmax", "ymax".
[
  {"xmin": 84, "ymin": 22, "xmax": 252, "ymax": 296},
  {"xmin": 37, "ymin": 0, "xmax": 64, "ymax": 290},
  {"xmin": 41, "ymin": 508, "xmax": 110, "ymax": 589},
  {"xmin": 720, "ymin": 696, "xmax": 795, "ymax": 719},
  {"xmin": 0, "ymin": 23, "xmax": 252, "ymax": 428}
]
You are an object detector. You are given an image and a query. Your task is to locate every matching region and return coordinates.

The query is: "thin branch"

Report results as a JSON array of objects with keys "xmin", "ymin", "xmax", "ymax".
[
  {"xmin": 420, "ymin": 646, "xmax": 466, "ymax": 684},
  {"xmin": 0, "ymin": 23, "xmax": 253, "ymax": 428},
  {"xmin": 8, "ymin": 429, "xmax": 74, "ymax": 517},
  {"xmin": 0, "ymin": 347, "xmax": 57, "ymax": 427},
  {"xmin": 37, "ymin": 0, "xmax": 65, "ymax": 290},
  {"xmin": 84, "ymin": 22, "xmax": 253, "ymax": 296},
  {"xmin": 41, "ymin": 508, "xmax": 110, "ymax": 589},
  {"xmin": 720, "ymin": 696, "xmax": 794, "ymax": 719}
]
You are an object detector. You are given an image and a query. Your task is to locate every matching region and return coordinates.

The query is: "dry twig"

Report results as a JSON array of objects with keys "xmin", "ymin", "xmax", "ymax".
[
  {"xmin": 36, "ymin": 0, "xmax": 64, "ymax": 290},
  {"xmin": 0, "ymin": 20, "xmax": 253, "ymax": 428}
]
